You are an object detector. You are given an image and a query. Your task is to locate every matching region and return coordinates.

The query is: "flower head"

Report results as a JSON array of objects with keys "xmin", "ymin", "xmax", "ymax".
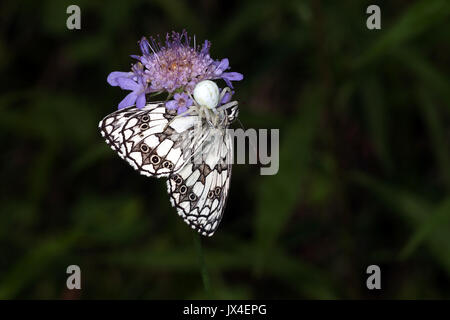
[
  {"xmin": 166, "ymin": 92, "xmax": 193, "ymax": 115},
  {"xmin": 107, "ymin": 30, "xmax": 243, "ymax": 110}
]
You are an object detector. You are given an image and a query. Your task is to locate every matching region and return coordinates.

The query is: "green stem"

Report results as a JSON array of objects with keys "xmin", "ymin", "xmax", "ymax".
[{"xmin": 194, "ymin": 234, "xmax": 210, "ymax": 293}]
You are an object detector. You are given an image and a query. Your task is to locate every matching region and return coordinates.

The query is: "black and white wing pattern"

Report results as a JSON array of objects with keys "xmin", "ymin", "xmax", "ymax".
[
  {"xmin": 166, "ymin": 129, "xmax": 233, "ymax": 236},
  {"xmin": 99, "ymin": 102, "xmax": 205, "ymax": 178},
  {"xmin": 99, "ymin": 102, "xmax": 237, "ymax": 236}
]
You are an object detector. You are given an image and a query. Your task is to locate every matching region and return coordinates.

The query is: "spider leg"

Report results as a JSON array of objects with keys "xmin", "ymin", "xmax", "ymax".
[
  {"xmin": 218, "ymin": 87, "xmax": 232, "ymax": 102},
  {"xmin": 216, "ymin": 100, "xmax": 238, "ymax": 112}
]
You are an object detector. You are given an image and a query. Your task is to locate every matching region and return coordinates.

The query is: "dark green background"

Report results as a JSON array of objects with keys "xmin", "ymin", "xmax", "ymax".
[{"xmin": 1, "ymin": 0, "xmax": 450, "ymax": 299}]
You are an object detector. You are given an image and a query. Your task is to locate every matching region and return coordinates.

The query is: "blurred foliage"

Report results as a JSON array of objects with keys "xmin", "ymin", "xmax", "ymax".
[{"xmin": 0, "ymin": 0, "xmax": 450, "ymax": 299}]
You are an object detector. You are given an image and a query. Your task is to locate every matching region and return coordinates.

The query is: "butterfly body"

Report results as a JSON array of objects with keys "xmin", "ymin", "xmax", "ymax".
[{"xmin": 99, "ymin": 100, "xmax": 238, "ymax": 236}]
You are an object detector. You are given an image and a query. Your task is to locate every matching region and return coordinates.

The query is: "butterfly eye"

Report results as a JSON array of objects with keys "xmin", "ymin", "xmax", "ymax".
[
  {"xmin": 214, "ymin": 187, "xmax": 221, "ymax": 196},
  {"xmin": 140, "ymin": 144, "xmax": 150, "ymax": 153},
  {"xmin": 208, "ymin": 190, "xmax": 215, "ymax": 199},
  {"xmin": 151, "ymin": 155, "xmax": 161, "ymax": 164},
  {"xmin": 141, "ymin": 115, "xmax": 150, "ymax": 122},
  {"xmin": 180, "ymin": 185, "xmax": 187, "ymax": 194},
  {"xmin": 189, "ymin": 193, "xmax": 197, "ymax": 201},
  {"xmin": 140, "ymin": 123, "xmax": 149, "ymax": 130}
]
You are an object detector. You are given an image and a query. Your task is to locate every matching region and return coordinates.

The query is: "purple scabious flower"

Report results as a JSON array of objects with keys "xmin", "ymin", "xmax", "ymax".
[
  {"xmin": 107, "ymin": 30, "xmax": 243, "ymax": 110},
  {"xmin": 107, "ymin": 63, "xmax": 148, "ymax": 109},
  {"xmin": 166, "ymin": 93, "xmax": 193, "ymax": 115}
]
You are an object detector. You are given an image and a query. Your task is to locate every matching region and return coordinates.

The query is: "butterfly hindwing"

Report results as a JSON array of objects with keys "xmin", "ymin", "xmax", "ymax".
[{"xmin": 166, "ymin": 130, "xmax": 233, "ymax": 236}]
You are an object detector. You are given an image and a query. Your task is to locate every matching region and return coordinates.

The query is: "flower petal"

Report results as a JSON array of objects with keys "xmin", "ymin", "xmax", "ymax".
[
  {"xmin": 136, "ymin": 93, "xmax": 146, "ymax": 109},
  {"xmin": 222, "ymin": 72, "xmax": 243, "ymax": 81},
  {"xmin": 220, "ymin": 91, "xmax": 233, "ymax": 105},
  {"xmin": 107, "ymin": 71, "xmax": 132, "ymax": 86},
  {"xmin": 179, "ymin": 92, "xmax": 190, "ymax": 101},
  {"xmin": 201, "ymin": 40, "xmax": 210, "ymax": 55},
  {"xmin": 223, "ymin": 77, "xmax": 233, "ymax": 88},
  {"xmin": 118, "ymin": 92, "xmax": 138, "ymax": 109},
  {"xmin": 139, "ymin": 37, "xmax": 150, "ymax": 55},
  {"xmin": 177, "ymin": 106, "xmax": 188, "ymax": 115},
  {"xmin": 117, "ymin": 77, "xmax": 140, "ymax": 91},
  {"xmin": 215, "ymin": 58, "xmax": 229, "ymax": 75},
  {"xmin": 221, "ymin": 72, "xmax": 243, "ymax": 88},
  {"xmin": 165, "ymin": 100, "xmax": 177, "ymax": 110},
  {"xmin": 185, "ymin": 97, "xmax": 193, "ymax": 107}
]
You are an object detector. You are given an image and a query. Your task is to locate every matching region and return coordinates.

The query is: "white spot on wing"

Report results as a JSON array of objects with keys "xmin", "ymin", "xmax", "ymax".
[
  {"xmin": 125, "ymin": 118, "xmax": 138, "ymax": 128},
  {"xmin": 166, "ymin": 147, "xmax": 182, "ymax": 163},
  {"xmin": 180, "ymin": 201, "xmax": 190, "ymax": 212},
  {"xmin": 156, "ymin": 139, "xmax": 174, "ymax": 157},
  {"xmin": 170, "ymin": 116, "xmax": 197, "ymax": 132},
  {"xmin": 185, "ymin": 170, "xmax": 200, "ymax": 187},
  {"xmin": 145, "ymin": 135, "xmax": 159, "ymax": 149},
  {"xmin": 149, "ymin": 113, "xmax": 165, "ymax": 120}
]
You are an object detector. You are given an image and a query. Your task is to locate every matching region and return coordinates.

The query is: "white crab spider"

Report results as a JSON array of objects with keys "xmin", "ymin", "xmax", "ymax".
[
  {"xmin": 193, "ymin": 80, "xmax": 220, "ymax": 110},
  {"xmin": 190, "ymin": 80, "xmax": 237, "ymax": 125},
  {"xmin": 166, "ymin": 80, "xmax": 237, "ymax": 131}
]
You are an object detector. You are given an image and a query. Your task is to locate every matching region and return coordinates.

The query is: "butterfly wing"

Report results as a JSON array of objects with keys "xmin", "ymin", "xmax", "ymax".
[
  {"xmin": 166, "ymin": 129, "xmax": 233, "ymax": 236},
  {"xmin": 100, "ymin": 102, "xmax": 238, "ymax": 236},
  {"xmin": 226, "ymin": 104, "xmax": 239, "ymax": 123},
  {"xmin": 99, "ymin": 103, "xmax": 207, "ymax": 178}
]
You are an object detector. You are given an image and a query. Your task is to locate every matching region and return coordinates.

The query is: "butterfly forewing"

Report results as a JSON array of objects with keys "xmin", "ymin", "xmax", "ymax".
[{"xmin": 99, "ymin": 103, "xmax": 198, "ymax": 177}]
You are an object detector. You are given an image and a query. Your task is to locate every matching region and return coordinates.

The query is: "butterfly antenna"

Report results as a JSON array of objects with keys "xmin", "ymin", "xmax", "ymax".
[{"xmin": 237, "ymin": 118, "xmax": 245, "ymax": 130}]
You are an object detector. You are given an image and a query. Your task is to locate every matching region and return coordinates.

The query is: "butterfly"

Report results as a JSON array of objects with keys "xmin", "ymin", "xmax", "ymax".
[{"xmin": 98, "ymin": 86, "xmax": 238, "ymax": 236}]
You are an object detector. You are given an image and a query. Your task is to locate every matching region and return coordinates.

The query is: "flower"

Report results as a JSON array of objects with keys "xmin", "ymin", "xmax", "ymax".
[
  {"xmin": 107, "ymin": 30, "xmax": 243, "ymax": 110},
  {"xmin": 166, "ymin": 92, "xmax": 193, "ymax": 115},
  {"xmin": 211, "ymin": 58, "xmax": 243, "ymax": 88},
  {"xmin": 107, "ymin": 63, "xmax": 148, "ymax": 109},
  {"xmin": 220, "ymin": 89, "xmax": 234, "ymax": 105}
]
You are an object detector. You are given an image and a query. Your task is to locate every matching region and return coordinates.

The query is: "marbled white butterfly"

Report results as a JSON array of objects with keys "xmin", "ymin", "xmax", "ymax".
[{"xmin": 99, "ymin": 81, "xmax": 238, "ymax": 236}]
